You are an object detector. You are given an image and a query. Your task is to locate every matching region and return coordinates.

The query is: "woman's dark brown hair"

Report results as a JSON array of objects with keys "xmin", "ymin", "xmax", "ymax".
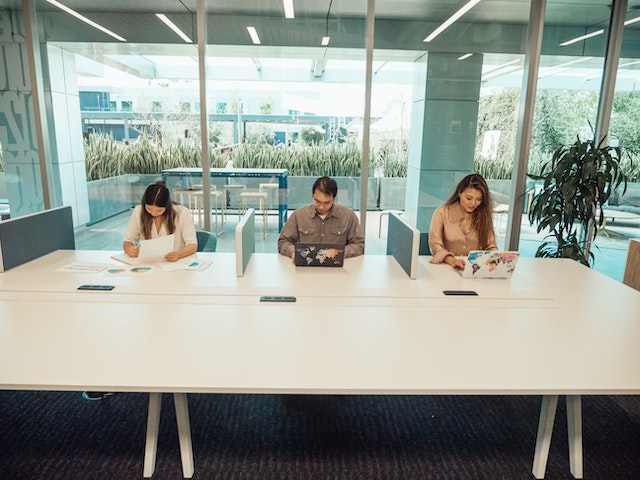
[
  {"xmin": 139, "ymin": 181, "xmax": 176, "ymax": 239},
  {"xmin": 444, "ymin": 173, "xmax": 495, "ymax": 249}
]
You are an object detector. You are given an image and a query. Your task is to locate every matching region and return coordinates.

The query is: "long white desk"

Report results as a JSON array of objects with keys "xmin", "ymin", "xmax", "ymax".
[
  {"xmin": 0, "ymin": 249, "xmax": 557, "ymax": 301},
  {"xmin": 1, "ymin": 250, "xmax": 640, "ymax": 479}
]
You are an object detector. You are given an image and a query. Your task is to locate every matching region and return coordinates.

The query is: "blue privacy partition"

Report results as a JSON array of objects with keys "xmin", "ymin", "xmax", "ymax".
[
  {"xmin": 235, "ymin": 209, "xmax": 256, "ymax": 277},
  {"xmin": 386, "ymin": 211, "xmax": 420, "ymax": 279},
  {"xmin": 162, "ymin": 168, "xmax": 288, "ymax": 231},
  {"xmin": 0, "ymin": 206, "xmax": 75, "ymax": 272}
]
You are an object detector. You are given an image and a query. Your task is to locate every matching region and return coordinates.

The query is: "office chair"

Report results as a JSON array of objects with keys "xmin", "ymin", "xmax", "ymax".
[
  {"xmin": 419, "ymin": 231, "xmax": 431, "ymax": 255},
  {"xmin": 196, "ymin": 230, "xmax": 217, "ymax": 252},
  {"xmin": 622, "ymin": 238, "xmax": 640, "ymax": 291}
]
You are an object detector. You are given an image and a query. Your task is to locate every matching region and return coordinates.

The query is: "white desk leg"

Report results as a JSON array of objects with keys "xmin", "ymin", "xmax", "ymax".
[
  {"xmin": 143, "ymin": 392, "xmax": 162, "ymax": 478},
  {"xmin": 173, "ymin": 393, "xmax": 195, "ymax": 478},
  {"xmin": 532, "ymin": 395, "xmax": 559, "ymax": 479},
  {"xmin": 567, "ymin": 395, "xmax": 583, "ymax": 479}
]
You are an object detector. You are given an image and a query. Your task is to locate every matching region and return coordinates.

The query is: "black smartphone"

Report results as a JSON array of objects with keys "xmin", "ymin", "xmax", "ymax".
[
  {"xmin": 78, "ymin": 284, "xmax": 115, "ymax": 291},
  {"xmin": 442, "ymin": 290, "xmax": 478, "ymax": 296},
  {"xmin": 260, "ymin": 296, "xmax": 296, "ymax": 302}
]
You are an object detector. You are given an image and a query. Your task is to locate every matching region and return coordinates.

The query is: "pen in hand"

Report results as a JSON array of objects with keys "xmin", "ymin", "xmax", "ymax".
[{"xmin": 125, "ymin": 239, "xmax": 140, "ymax": 258}]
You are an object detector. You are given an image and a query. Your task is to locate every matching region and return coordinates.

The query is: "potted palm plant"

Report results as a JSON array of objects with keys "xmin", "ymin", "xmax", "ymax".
[{"xmin": 527, "ymin": 136, "xmax": 627, "ymax": 266}]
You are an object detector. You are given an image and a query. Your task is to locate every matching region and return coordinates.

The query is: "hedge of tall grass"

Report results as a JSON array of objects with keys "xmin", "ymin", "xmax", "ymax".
[
  {"xmin": 4, "ymin": 132, "xmax": 630, "ymax": 182},
  {"xmin": 83, "ymin": 133, "xmax": 408, "ymax": 180}
]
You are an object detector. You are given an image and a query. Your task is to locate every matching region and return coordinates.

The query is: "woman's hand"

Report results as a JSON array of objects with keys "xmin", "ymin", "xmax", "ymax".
[
  {"xmin": 165, "ymin": 243, "xmax": 197, "ymax": 262},
  {"xmin": 126, "ymin": 245, "xmax": 140, "ymax": 258},
  {"xmin": 164, "ymin": 251, "xmax": 180, "ymax": 262},
  {"xmin": 445, "ymin": 255, "xmax": 466, "ymax": 269},
  {"xmin": 451, "ymin": 258, "xmax": 466, "ymax": 269}
]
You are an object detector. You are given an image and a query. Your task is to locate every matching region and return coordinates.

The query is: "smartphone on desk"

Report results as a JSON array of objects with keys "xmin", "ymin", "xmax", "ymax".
[
  {"xmin": 442, "ymin": 290, "xmax": 478, "ymax": 296},
  {"xmin": 78, "ymin": 284, "xmax": 115, "ymax": 291},
  {"xmin": 260, "ymin": 296, "xmax": 296, "ymax": 302}
]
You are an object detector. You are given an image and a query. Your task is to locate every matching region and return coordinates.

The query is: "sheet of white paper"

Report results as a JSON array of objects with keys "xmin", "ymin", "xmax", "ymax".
[
  {"xmin": 56, "ymin": 262, "xmax": 111, "ymax": 273},
  {"xmin": 138, "ymin": 234, "xmax": 175, "ymax": 262},
  {"xmin": 158, "ymin": 255, "xmax": 212, "ymax": 272}
]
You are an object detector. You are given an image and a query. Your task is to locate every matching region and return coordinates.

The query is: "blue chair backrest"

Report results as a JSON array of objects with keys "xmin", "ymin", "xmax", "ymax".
[
  {"xmin": 419, "ymin": 231, "xmax": 431, "ymax": 255},
  {"xmin": 196, "ymin": 230, "xmax": 217, "ymax": 252}
]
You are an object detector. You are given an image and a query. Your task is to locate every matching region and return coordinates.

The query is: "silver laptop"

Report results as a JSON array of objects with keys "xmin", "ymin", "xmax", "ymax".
[
  {"xmin": 456, "ymin": 250, "xmax": 520, "ymax": 279},
  {"xmin": 294, "ymin": 243, "xmax": 345, "ymax": 267}
]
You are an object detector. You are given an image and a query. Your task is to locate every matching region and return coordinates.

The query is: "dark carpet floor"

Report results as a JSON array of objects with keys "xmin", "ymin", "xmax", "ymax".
[{"xmin": 1, "ymin": 391, "xmax": 639, "ymax": 480}]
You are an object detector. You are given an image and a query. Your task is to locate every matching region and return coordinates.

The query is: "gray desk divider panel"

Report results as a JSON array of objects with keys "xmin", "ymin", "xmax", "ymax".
[
  {"xmin": 386, "ymin": 211, "xmax": 419, "ymax": 279},
  {"xmin": 0, "ymin": 206, "xmax": 75, "ymax": 272},
  {"xmin": 235, "ymin": 208, "xmax": 255, "ymax": 277}
]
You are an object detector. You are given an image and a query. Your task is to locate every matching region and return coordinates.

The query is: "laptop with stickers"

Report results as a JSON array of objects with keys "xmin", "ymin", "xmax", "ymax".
[
  {"xmin": 456, "ymin": 250, "xmax": 520, "ymax": 279},
  {"xmin": 294, "ymin": 242, "xmax": 345, "ymax": 267}
]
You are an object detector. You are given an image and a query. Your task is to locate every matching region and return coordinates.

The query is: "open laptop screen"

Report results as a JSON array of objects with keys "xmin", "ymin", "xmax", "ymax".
[
  {"xmin": 294, "ymin": 243, "xmax": 345, "ymax": 267},
  {"xmin": 457, "ymin": 250, "xmax": 520, "ymax": 279}
]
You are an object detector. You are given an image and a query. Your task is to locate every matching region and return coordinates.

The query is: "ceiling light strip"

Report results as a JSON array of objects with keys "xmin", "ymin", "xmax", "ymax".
[
  {"xmin": 560, "ymin": 15, "xmax": 640, "ymax": 46},
  {"xmin": 423, "ymin": 0, "xmax": 481, "ymax": 43},
  {"xmin": 559, "ymin": 29, "xmax": 604, "ymax": 47},
  {"xmin": 156, "ymin": 14, "xmax": 192, "ymax": 43},
  {"xmin": 283, "ymin": 0, "xmax": 295, "ymax": 19},
  {"xmin": 322, "ymin": 0, "xmax": 333, "ymax": 46},
  {"xmin": 247, "ymin": 26, "xmax": 261, "ymax": 45},
  {"xmin": 624, "ymin": 15, "xmax": 640, "ymax": 26},
  {"xmin": 46, "ymin": 0, "xmax": 126, "ymax": 42}
]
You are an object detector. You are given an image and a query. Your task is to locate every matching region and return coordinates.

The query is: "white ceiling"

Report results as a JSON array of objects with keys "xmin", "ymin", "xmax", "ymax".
[{"xmin": 1, "ymin": 0, "xmax": 639, "ymax": 87}]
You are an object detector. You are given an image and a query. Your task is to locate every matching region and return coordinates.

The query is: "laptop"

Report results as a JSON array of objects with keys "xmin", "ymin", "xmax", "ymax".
[
  {"xmin": 294, "ymin": 243, "xmax": 345, "ymax": 267},
  {"xmin": 456, "ymin": 250, "xmax": 520, "ymax": 279}
]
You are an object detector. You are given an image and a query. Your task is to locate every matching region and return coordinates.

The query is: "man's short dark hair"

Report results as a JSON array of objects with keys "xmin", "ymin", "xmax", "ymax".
[{"xmin": 312, "ymin": 176, "xmax": 338, "ymax": 198}]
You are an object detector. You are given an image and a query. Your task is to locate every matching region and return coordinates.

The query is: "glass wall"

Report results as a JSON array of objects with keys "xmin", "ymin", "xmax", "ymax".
[
  {"xmin": 606, "ymin": 11, "xmax": 640, "ymax": 279},
  {"xmin": 521, "ymin": 0, "xmax": 640, "ymax": 280},
  {"xmin": 1, "ymin": 1, "xmax": 639, "ymax": 277}
]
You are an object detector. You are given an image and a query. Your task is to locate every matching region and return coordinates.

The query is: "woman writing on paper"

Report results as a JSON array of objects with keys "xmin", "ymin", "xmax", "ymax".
[
  {"xmin": 123, "ymin": 181, "xmax": 197, "ymax": 262},
  {"xmin": 429, "ymin": 173, "xmax": 497, "ymax": 269}
]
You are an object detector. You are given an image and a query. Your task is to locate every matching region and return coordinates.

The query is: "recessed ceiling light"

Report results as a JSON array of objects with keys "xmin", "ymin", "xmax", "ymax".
[
  {"xmin": 247, "ymin": 26, "xmax": 261, "ymax": 45},
  {"xmin": 156, "ymin": 14, "xmax": 192, "ymax": 43},
  {"xmin": 283, "ymin": 0, "xmax": 295, "ymax": 19},
  {"xmin": 559, "ymin": 29, "xmax": 604, "ymax": 47},
  {"xmin": 423, "ymin": 0, "xmax": 481, "ymax": 43},
  {"xmin": 46, "ymin": 0, "xmax": 126, "ymax": 42},
  {"xmin": 624, "ymin": 15, "xmax": 640, "ymax": 26},
  {"xmin": 560, "ymin": 15, "xmax": 640, "ymax": 46},
  {"xmin": 321, "ymin": 36, "xmax": 330, "ymax": 46}
]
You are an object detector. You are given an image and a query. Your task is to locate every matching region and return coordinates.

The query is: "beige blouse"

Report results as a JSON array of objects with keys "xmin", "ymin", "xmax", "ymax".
[{"xmin": 428, "ymin": 204, "xmax": 497, "ymax": 263}]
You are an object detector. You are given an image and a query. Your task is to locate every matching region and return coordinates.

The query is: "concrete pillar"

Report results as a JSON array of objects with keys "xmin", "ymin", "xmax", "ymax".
[
  {"xmin": 45, "ymin": 44, "xmax": 90, "ymax": 226},
  {"xmin": 404, "ymin": 52, "xmax": 483, "ymax": 232}
]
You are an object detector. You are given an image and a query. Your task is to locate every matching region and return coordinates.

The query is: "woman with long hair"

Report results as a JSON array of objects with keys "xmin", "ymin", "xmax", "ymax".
[
  {"xmin": 123, "ymin": 181, "xmax": 197, "ymax": 262},
  {"xmin": 428, "ymin": 173, "xmax": 497, "ymax": 269}
]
